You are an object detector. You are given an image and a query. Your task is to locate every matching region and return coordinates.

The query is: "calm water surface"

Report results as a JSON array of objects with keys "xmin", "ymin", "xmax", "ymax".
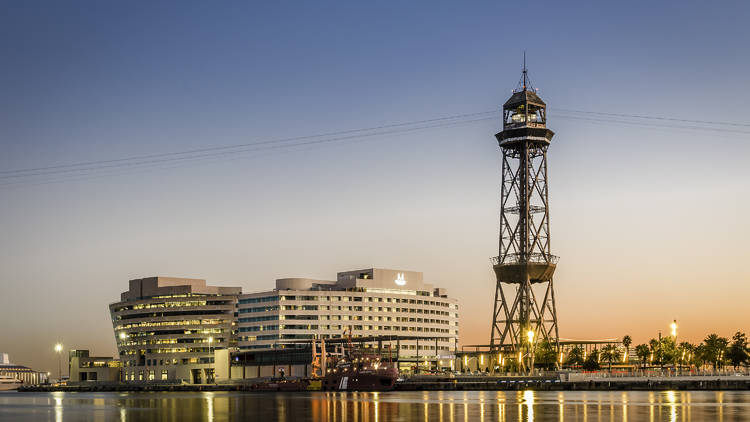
[{"xmin": 1, "ymin": 390, "xmax": 749, "ymax": 421}]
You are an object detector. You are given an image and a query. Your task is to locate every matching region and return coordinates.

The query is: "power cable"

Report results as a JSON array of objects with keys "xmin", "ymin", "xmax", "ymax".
[{"xmin": 0, "ymin": 110, "xmax": 498, "ymax": 176}]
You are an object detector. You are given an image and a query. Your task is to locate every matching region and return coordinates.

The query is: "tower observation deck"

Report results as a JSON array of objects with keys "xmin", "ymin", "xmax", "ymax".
[{"xmin": 489, "ymin": 63, "xmax": 559, "ymax": 367}]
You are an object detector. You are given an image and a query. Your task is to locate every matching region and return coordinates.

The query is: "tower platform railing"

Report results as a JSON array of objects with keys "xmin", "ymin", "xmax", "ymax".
[{"xmin": 490, "ymin": 253, "xmax": 559, "ymax": 266}]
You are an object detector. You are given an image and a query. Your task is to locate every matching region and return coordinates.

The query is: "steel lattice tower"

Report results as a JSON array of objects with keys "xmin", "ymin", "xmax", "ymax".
[{"xmin": 489, "ymin": 63, "xmax": 559, "ymax": 365}]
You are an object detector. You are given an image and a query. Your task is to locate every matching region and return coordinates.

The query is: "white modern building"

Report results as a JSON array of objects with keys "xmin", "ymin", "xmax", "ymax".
[
  {"xmin": 109, "ymin": 277, "xmax": 241, "ymax": 384},
  {"xmin": 237, "ymin": 268, "xmax": 459, "ymax": 361}
]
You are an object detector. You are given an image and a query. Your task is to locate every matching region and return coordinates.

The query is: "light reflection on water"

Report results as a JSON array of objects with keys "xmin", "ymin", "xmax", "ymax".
[{"xmin": 1, "ymin": 390, "xmax": 750, "ymax": 421}]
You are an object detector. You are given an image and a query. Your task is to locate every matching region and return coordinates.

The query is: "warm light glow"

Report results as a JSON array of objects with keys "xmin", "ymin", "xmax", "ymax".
[
  {"xmin": 208, "ymin": 336, "xmax": 214, "ymax": 343},
  {"xmin": 54, "ymin": 343, "xmax": 62, "ymax": 353},
  {"xmin": 670, "ymin": 320, "xmax": 677, "ymax": 337},
  {"xmin": 394, "ymin": 273, "xmax": 406, "ymax": 286},
  {"xmin": 559, "ymin": 352, "xmax": 564, "ymax": 364},
  {"xmin": 119, "ymin": 332, "xmax": 127, "ymax": 340},
  {"xmin": 480, "ymin": 354, "xmax": 484, "ymax": 365},
  {"xmin": 464, "ymin": 355, "xmax": 468, "ymax": 366},
  {"xmin": 527, "ymin": 330, "xmax": 534, "ymax": 344}
]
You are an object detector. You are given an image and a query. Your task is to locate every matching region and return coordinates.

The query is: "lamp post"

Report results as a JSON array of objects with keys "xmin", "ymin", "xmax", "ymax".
[
  {"xmin": 670, "ymin": 320, "xmax": 678, "ymax": 373},
  {"xmin": 54, "ymin": 343, "xmax": 63, "ymax": 384},
  {"xmin": 208, "ymin": 336, "xmax": 214, "ymax": 383},
  {"xmin": 119, "ymin": 332, "xmax": 128, "ymax": 381},
  {"xmin": 527, "ymin": 330, "xmax": 535, "ymax": 375}
]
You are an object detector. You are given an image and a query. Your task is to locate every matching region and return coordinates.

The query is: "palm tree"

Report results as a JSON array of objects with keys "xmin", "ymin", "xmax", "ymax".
[
  {"xmin": 693, "ymin": 344, "xmax": 708, "ymax": 370},
  {"xmin": 635, "ymin": 344, "xmax": 650, "ymax": 369},
  {"xmin": 703, "ymin": 334, "xmax": 729, "ymax": 370},
  {"xmin": 728, "ymin": 332, "xmax": 748, "ymax": 370},
  {"xmin": 582, "ymin": 349, "xmax": 600, "ymax": 371},
  {"xmin": 565, "ymin": 347, "xmax": 584, "ymax": 368},
  {"xmin": 534, "ymin": 340, "xmax": 557, "ymax": 370},
  {"xmin": 649, "ymin": 338, "xmax": 661, "ymax": 368},
  {"xmin": 622, "ymin": 335, "xmax": 632, "ymax": 363},
  {"xmin": 601, "ymin": 344, "xmax": 619, "ymax": 372}
]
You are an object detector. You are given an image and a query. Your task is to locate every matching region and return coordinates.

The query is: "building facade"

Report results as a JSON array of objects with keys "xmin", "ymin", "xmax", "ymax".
[
  {"xmin": 69, "ymin": 350, "xmax": 121, "ymax": 383},
  {"xmin": 109, "ymin": 277, "xmax": 241, "ymax": 384},
  {"xmin": 237, "ymin": 268, "xmax": 459, "ymax": 364}
]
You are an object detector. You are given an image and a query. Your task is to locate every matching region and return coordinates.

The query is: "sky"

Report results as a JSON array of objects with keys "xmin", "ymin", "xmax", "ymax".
[{"xmin": 1, "ymin": 1, "xmax": 749, "ymax": 374}]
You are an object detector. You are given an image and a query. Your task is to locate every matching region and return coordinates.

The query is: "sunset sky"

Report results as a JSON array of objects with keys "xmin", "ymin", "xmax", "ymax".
[{"xmin": 1, "ymin": 1, "xmax": 749, "ymax": 374}]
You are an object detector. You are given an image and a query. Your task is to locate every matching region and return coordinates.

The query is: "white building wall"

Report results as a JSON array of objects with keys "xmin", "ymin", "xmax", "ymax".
[{"xmin": 237, "ymin": 268, "xmax": 459, "ymax": 356}]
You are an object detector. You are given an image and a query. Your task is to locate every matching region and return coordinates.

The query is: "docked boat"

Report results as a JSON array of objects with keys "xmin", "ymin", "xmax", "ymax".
[
  {"xmin": 321, "ymin": 356, "xmax": 398, "ymax": 391},
  {"xmin": 250, "ymin": 378, "xmax": 322, "ymax": 391},
  {"xmin": 0, "ymin": 375, "xmax": 22, "ymax": 391}
]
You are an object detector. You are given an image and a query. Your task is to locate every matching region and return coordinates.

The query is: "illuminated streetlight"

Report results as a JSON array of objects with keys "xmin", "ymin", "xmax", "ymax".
[
  {"xmin": 54, "ymin": 343, "xmax": 63, "ymax": 384},
  {"xmin": 526, "ymin": 330, "xmax": 535, "ymax": 375}
]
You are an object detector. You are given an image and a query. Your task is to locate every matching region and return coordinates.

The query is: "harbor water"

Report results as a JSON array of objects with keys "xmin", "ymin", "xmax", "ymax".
[{"xmin": 1, "ymin": 390, "xmax": 749, "ymax": 421}]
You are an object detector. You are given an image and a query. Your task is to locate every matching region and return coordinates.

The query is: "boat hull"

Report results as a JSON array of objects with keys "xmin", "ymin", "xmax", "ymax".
[
  {"xmin": 0, "ymin": 383, "xmax": 22, "ymax": 391},
  {"xmin": 322, "ymin": 369, "xmax": 397, "ymax": 391}
]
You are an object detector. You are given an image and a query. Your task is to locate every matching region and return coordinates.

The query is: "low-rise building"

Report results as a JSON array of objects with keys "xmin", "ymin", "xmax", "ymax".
[{"xmin": 68, "ymin": 350, "xmax": 121, "ymax": 383}]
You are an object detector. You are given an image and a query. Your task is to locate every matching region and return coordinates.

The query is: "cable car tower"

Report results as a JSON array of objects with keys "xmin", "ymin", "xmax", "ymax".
[{"xmin": 489, "ymin": 58, "xmax": 559, "ymax": 365}]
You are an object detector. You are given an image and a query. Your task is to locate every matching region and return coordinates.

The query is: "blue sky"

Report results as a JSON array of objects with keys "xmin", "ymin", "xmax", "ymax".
[{"xmin": 1, "ymin": 1, "xmax": 749, "ymax": 373}]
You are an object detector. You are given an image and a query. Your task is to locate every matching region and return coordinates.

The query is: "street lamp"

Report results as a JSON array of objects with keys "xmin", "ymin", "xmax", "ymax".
[
  {"xmin": 118, "ymin": 332, "xmax": 129, "ymax": 381},
  {"xmin": 54, "ymin": 343, "xmax": 63, "ymax": 384},
  {"xmin": 526, "ymin": 330, "xmax": 535, "ymax": 374}
]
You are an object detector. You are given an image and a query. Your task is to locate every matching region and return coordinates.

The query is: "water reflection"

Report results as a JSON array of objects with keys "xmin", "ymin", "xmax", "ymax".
[
  {"xmin": 53, "ymin": 391, "xmax": 63, "ymax": 422},
  {"xmin": 1, "ymin": 389, "xmax": 750, "ymax": 421},
  {"xmin": 522, "ymin": 390, "xmax": 534, "ymax": 422}
]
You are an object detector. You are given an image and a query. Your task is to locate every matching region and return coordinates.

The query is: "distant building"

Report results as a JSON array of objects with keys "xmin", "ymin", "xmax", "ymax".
[
  {"xmin": 109, "ymin": 277, "xmax": 241, "ymax": 384},
  {"xmin": 237, "ymin": 268, "xmax": 459, "ymax": 365},
  {"xmin": 0, "ymin": 353, "xmax": 48, "ymax": 385},
  {"xmin": 68, "ymin": 350, "xmax": 121, "ymax": 383}
]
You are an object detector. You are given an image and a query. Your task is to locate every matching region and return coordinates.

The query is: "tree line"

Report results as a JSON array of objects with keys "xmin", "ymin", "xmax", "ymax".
[{"xmin": 549, "ymin": 332, "xmax": 749, "ymax": 371}]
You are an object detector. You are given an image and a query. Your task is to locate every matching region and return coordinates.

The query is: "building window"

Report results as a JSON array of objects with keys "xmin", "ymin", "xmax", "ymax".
[
  {"xmin": 138, "ymin": 371, "xmax": 144, "ymax": 381},
  {"xmin": 161, "ymin": 370, "xmax": 168, "ymax": 380},
  {"xmin": 148, "ymin": 370, "xmax": 155, "ymax": 381}
]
